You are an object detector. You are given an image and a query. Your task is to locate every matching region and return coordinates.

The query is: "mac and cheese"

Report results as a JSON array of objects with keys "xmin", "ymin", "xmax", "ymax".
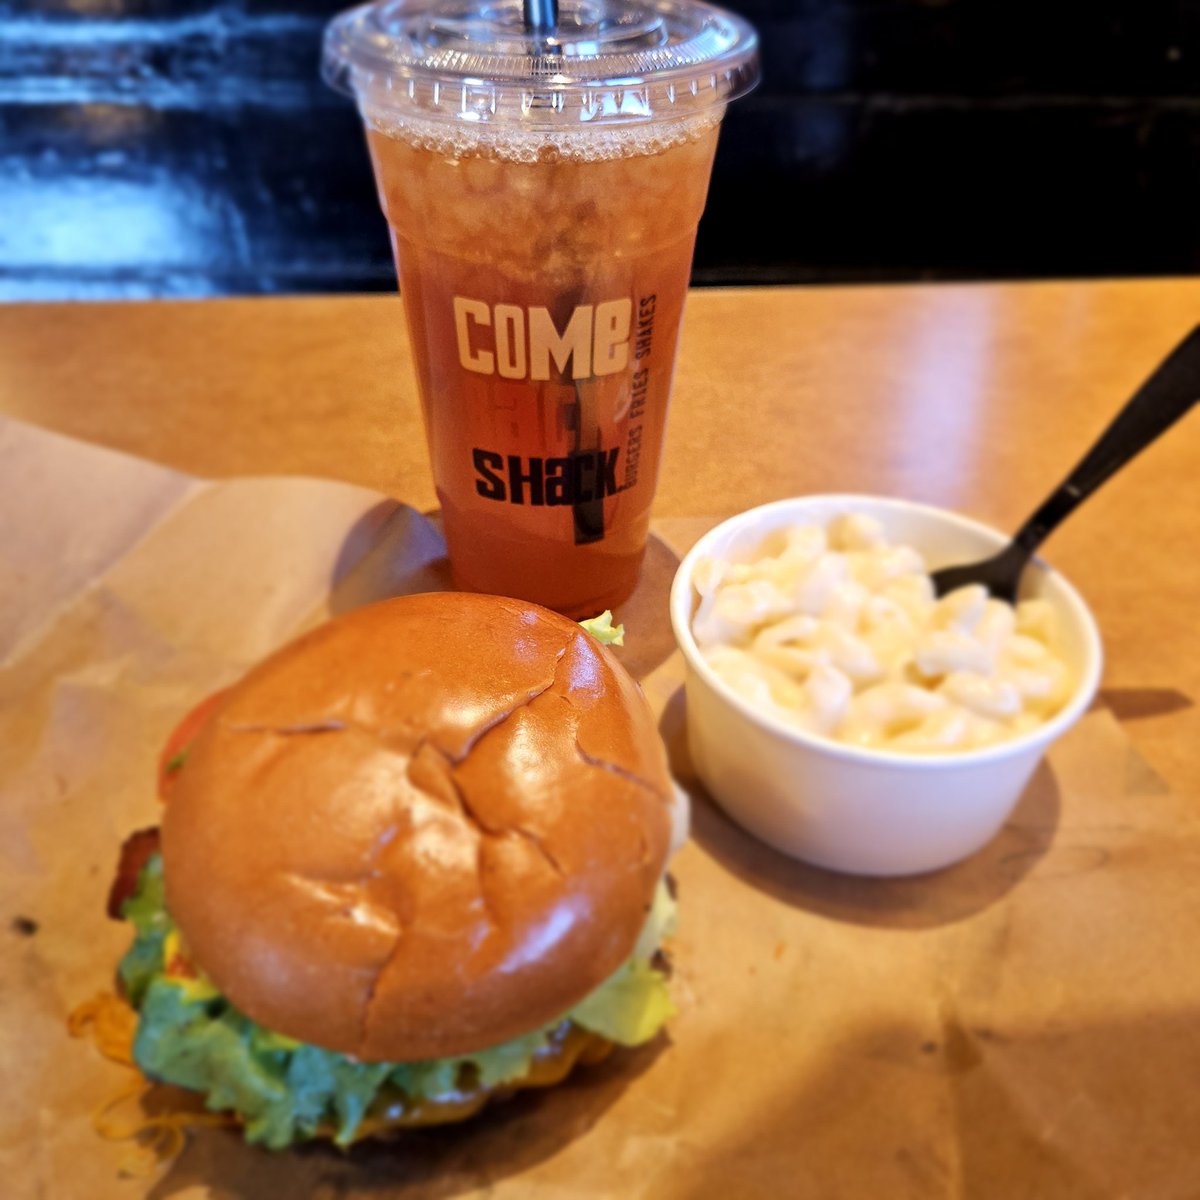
[{"xmin": 691, "ymin": 513, "xmax": 1072, "ymax": 753}]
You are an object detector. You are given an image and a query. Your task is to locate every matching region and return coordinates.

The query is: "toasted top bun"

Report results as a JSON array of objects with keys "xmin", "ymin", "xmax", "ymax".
[{"xmin": 161, "ymin": 593, "xmax": 674, "ymax": 1063}]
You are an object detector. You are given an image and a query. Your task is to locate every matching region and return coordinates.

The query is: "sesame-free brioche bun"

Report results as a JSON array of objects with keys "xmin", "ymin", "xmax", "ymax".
[{"xmin": 160, "ymin": 593, "xmax": 674, "ymax": 1063}]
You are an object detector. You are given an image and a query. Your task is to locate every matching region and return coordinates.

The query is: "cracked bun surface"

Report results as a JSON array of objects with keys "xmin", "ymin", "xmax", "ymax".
[{"xmin": 160, "ymin": 593, "xmax": 674, "ymax": 1063}]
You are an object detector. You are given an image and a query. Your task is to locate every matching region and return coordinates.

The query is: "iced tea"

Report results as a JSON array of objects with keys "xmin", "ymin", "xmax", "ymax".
[{"xmin": 366, "ymin": 114, "xmax": 721, "ymax": 617}]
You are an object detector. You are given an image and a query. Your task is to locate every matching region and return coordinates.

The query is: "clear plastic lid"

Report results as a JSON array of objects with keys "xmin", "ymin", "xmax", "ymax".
[{"xmin": 322, "ymin": 0, "xmax": 759, "ymax": 128}]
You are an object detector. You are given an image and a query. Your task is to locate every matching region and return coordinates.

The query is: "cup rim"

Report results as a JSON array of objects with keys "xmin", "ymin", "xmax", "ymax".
[
  {"xmin": 669, "ymin": 493, "xmax": 1104, "ymax": 772},
  {"xmin": 323, "ymin": 0, "xmax": 761, "ymax": 117}
]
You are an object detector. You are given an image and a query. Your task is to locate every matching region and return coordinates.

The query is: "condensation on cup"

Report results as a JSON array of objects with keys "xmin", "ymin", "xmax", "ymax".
[{"xmin": 324, "ymin": 0, "xmax": 759, "ymax": 618}]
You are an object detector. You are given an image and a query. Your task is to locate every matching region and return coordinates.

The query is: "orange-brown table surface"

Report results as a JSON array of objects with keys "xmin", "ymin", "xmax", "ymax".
[{"xmin": 2, "ymin": 280, "xmax": 1196, "ymax": 791}]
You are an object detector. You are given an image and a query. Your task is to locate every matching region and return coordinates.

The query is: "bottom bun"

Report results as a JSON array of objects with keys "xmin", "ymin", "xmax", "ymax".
[{"xmin": 343, "ymin": 1022, "xmax": 615, "ymax": 1138}]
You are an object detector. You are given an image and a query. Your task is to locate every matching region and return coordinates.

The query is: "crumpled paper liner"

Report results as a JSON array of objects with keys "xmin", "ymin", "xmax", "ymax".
[{"xmin": 3, "ymin": 415, "xmax": 1197, "ymax": 1200}]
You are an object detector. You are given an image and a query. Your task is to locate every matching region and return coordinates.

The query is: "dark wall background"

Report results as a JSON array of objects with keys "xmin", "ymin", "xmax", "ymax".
[{"xmin": 2, "ymin": 0, "xmax": 1199, "ymax": 299}]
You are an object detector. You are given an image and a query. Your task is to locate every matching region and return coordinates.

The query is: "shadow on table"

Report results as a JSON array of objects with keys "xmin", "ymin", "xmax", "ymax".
[
  {"xmin": 607, "ymin": 531, "xmax": 681, "ymax": 681},
  {"xmin": 1100, "ymin": 686, "xmax": 1193, "ymax": 722},
  {"xmin": 653, "ymin": 1004, "xmax": 1200, "ymax": 1198},
  {"xmin": 324, "ymin": 500, "xmax": 682, "ymax": 681},
  {"xmin": 659, "ymin": 686, "xmax": 1063, "ymax": 931},
  {"xmin": 327, "ymin": 501, "xmax": 452, "ymax": 616}
]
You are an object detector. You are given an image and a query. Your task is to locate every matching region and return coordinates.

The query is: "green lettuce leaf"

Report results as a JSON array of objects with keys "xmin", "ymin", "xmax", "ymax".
[
  {"xmin": 578, "ymin": 610, "xmax": 624, "ymax": 645},
  {"xmin": 135, "ymin": 980, "xmax": 298, "ymax": 1149},
  {"xmin": 569, "ymin": 880, "xmax": 677, "ymax": 1045},
  {"xmin": 117, "ymin": 854, "xmax": 171, "ymax": 1007},
  {"xmin": 568, "ymin": 957, "xmax": 675, "ymax": 1046}
]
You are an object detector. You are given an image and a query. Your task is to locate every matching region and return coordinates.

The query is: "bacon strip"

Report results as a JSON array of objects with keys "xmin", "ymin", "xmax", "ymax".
[{"xmin": 106, "ymin": 827, "xmax": 162, "ymax": 920}]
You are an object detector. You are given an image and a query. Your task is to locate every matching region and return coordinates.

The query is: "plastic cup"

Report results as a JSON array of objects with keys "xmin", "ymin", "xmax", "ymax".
[{"xmin": 323, "ymin": 0, "xmax": 759, "ymax": 618}]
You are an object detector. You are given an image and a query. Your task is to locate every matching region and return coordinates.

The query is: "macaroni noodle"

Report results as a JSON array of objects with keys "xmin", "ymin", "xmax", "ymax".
[{"xmin": 691, "ymin": 514, "xmax": 1073, "ymax": 753}]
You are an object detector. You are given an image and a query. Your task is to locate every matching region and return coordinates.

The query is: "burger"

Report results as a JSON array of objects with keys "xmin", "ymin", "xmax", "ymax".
[{"xmin": 95, "ymin": 592, "xmax": 681, "ymax": 1149}]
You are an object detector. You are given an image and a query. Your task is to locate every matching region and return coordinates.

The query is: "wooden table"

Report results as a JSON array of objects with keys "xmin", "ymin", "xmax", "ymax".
[
  {"xmin": 2, "ymin": 280, "xmax": 1197, "ymax": 791},
  {"xmin": 6, "ymin": 282, "xmax": 1200, "ymax": 1199}
]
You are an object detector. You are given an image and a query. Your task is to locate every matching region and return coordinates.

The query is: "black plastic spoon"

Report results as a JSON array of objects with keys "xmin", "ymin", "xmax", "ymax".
[{"xmin": 930, "ymin": 325, "xmax": 1200, "ymax": 602}]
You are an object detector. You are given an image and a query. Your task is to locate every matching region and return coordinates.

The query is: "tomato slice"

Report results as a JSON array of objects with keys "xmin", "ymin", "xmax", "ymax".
[{"xmin": 157, "ymin": 689, "xmax": 228, "ymax": 801}]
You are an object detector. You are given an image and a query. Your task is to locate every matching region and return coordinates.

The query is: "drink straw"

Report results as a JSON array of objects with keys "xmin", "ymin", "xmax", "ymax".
[{"xmin": 523, "ymin": 0, "xmax": 558, "ymax": 34}]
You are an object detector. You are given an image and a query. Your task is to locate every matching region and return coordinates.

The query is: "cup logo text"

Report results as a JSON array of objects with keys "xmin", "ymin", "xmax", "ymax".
[{"xmin": 453, "ymin": 297, "xmax": 632, "ymax": 381}]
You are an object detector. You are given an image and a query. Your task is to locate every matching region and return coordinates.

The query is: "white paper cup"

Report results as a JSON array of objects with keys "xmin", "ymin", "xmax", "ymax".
[{"xmin": 669, "ymin": 495, "xmax": 1103, "ymax": 876}]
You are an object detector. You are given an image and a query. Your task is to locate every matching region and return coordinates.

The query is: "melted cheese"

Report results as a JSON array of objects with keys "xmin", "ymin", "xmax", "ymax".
[
  {"xmin": 349, "ymin": 1023, "xmax": 614, "ymax": 1137},
  {"xmin": 69, "ymin": 992, "xmax": 235, "ymax": 1176}
]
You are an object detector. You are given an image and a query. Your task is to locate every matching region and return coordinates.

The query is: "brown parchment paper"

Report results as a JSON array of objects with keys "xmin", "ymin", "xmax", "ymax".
[{"xmin": 3, "ymin": 415, "xmax": 1200, "ymax": 1200}]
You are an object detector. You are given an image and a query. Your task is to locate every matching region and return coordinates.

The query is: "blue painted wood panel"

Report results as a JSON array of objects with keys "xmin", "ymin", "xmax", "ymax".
[{"xmin": 2, "ymin": 0, "xmax": 1199, "ymax": 296}]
